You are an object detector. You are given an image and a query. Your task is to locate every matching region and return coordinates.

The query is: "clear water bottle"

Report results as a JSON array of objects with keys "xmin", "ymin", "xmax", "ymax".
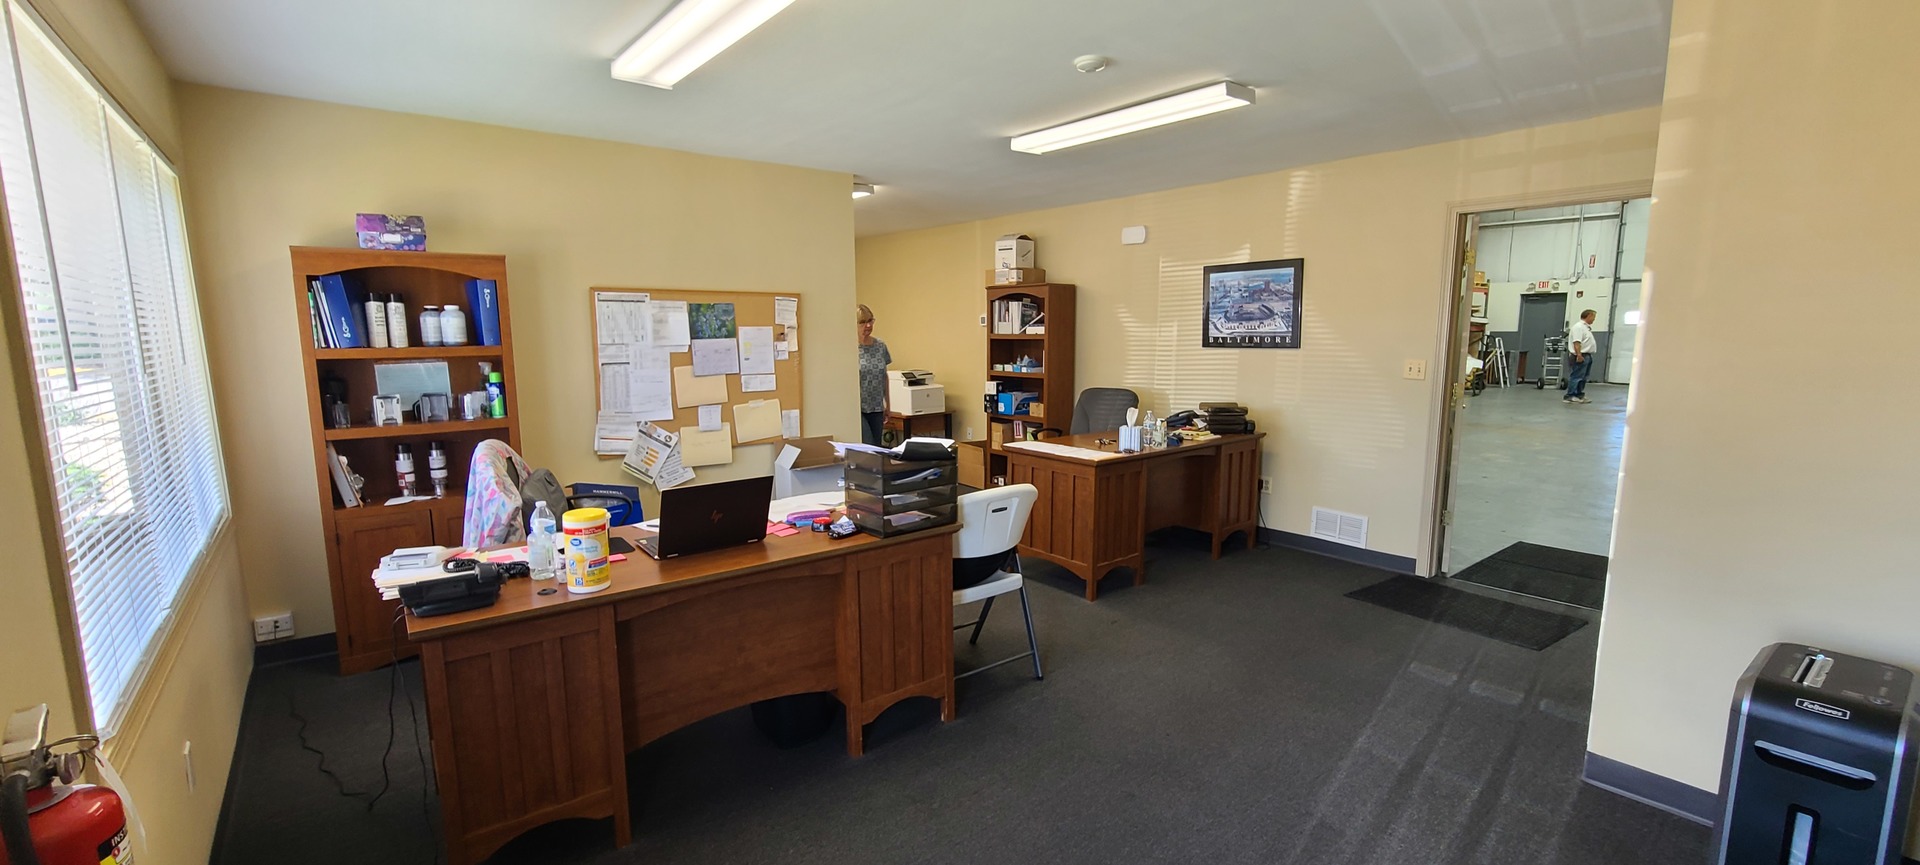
[
  {"xmin": 527, "ymin": 501, "xmax": 558, "ymax": 580},
  {"xmin": 1141, "ymin": 410, "xmax": 1156, "ymax": 447}
]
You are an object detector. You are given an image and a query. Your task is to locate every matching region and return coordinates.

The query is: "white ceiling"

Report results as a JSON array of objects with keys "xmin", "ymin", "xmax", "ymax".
[{"xmin": 126, "ymin": 0, "xmax": 1671, "ymax": 237}]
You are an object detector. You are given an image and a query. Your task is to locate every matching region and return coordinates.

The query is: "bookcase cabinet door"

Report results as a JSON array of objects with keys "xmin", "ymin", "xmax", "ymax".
[{"xmin": 334, "ymin": 508, "xmax": 433, "ymax": 671}]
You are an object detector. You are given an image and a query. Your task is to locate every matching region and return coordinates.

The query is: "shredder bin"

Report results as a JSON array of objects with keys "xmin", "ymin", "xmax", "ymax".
[{"xmin": 1714, "ymin": 643, "xmax": 1918, "ymax": 864}]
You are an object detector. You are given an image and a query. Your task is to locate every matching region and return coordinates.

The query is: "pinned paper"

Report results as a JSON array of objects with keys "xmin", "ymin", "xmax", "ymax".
[
  {"xmin": 697, "ymin": 404, "xmax": 722, "ymax": 431},
  {"xmin": 649, "ymin": 300, "xmax": 690, "ymax": 349},
  {"xmin": 690, "ymin": 338, "xmax": 740, "ymax": 376},
  {"xmin": 673, "ymin": 365, "xmax": 728, "ymax": 407},
  {"xmin": 680, "ymin": 425, "xmax": 734, "ymax": 467},
  {"xmin": 595, "ymin": 292, "xmax": 650, "ymax": 345},
  {"xmin": 740, "ymin": 373, "xmax": 776, "ymax": 393},
  {"xmin": 738, "ymin": 326, "xmax": 776, "ymax": 375},
  {"xmin": 774, "ymin": 296, "xmax": 798, "ymax": 328},
  {"xmin": 781, "ymin": 408, "xmax": 801, "ymax": 439},
  {"xmin": 732, "ymin": 398, "xmax": 783, "ymax": 443}
]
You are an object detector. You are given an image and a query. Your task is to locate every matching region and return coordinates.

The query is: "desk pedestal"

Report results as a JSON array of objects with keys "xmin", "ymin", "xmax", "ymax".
[{"xmin": 1007, "ymin": 434, "xmax": 1262, "ymax": 600}]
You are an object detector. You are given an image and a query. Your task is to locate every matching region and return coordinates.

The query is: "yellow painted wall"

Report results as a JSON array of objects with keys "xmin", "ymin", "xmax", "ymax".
[
  {"xmin": 1, "ymin": 1, "xmax": 251, "ymax": 864},
  {"xmin": 1590, "ymin": 0, "xmax": 1920, "ymax": 851},
  {"xmin": 174, "ymin": 84, "xmax": 858, "ymax": 634},
  {"xmin": 856, "ymin": 108, "xmax": 1660, "ymax": 564}
]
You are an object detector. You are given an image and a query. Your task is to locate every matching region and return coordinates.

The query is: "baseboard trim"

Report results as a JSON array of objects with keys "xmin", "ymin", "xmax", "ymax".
[
  {"xmin": 1260, "ymin": 527, "xmax": 1417, "ymax": 574},
  {"xmin": 1581, "ymin": 752, "xmax": 1717, "ymax": 826},
  {"xmin": 252, "ymin": 633, "xmax": 335, "ymax": 667}
]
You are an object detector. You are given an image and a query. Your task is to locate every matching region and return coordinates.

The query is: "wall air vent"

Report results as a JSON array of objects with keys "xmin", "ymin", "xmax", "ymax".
[{"xmin": 1311, "ymin": 507, "xmax": 1368, "ymax": 548}]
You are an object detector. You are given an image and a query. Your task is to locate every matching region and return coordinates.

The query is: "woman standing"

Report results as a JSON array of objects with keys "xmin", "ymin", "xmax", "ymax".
[{"xmin": 857, "ymin": 304, "xmax": 891, "ymax": 445}]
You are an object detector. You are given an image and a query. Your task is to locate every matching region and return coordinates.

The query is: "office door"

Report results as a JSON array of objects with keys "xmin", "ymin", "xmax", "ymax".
[
  {"xmin": 1433, "ymin": 212, "xmax": 1479, "ymax": 575},
  {"xmin": 1516, "ymin": 294, "xmax": 1568, "ymax": 382}
]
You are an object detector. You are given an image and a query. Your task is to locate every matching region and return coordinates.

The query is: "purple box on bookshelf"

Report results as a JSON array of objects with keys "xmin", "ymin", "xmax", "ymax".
[{"xmin": 355, "ymin": 214, "xmax": 426, "ymax": 251}]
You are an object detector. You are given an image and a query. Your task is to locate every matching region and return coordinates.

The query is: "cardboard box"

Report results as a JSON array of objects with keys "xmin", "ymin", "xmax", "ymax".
[
  {"xmin": 772, "ymin": 436, "xmax": 842, "ymax": 499},
  {"xmin": 994, "ymin": 234, "xmax": 1035, "ymax": 269},
  {"xmin": 1027, "ymin": 401, "xmax": 1045, "ymax": 420},
  {"xmin": 958, "ymin": 443, "xmax": 986, "ymax": 489},
  {"xmin": 356, "ymin": 214, "xmax": 426, "ymax": 251},
  {"xmin": 989, "ymin": 423, "xmax": 1006, "ymax": 451},
  {"xmin": 988, "ymin": 267, "xmax": 1047, "ymax": 285},
  {"xmin": 995, "ymin": 390, "xmax": 1037, "ymax": 416}
]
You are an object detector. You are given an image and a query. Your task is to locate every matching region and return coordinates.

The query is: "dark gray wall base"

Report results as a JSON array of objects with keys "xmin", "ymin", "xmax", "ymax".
[
  {"xmin": 1582, "ymin": 752, "xmax": 1716, "ymax": 826},
  {"xmin": 253, "ymin": 633, "xmax": 335, "ymax": 667},
  {"xmin": 1260, "ymin": 528, "xmax": 1417, "ymax": 574}
]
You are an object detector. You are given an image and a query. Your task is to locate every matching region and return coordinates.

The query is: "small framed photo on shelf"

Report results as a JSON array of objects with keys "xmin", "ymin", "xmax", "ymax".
[{"xmin": 1202, "ymin": 258, "xmax": 1302, "ymax": 349}]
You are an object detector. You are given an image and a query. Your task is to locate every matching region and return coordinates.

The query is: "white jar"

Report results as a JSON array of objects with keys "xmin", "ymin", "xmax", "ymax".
[
  {"xmin": 440, "ymin": 305, "xmax": 468, "ymax": 346},
  {"xmin": 419, "ymin": 305, "xmax": 443, "ymax": 346}
]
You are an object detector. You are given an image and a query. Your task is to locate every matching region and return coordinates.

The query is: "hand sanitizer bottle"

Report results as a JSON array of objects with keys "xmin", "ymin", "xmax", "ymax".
[{"xmin": 528, "ymin": 501, "xmax": 558, "ymax": 580}]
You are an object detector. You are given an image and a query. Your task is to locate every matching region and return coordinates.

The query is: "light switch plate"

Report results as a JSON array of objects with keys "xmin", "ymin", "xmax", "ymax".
[{"xmin": 1403, "ymin": 359, "xmax": 1427, "ymax": 380}]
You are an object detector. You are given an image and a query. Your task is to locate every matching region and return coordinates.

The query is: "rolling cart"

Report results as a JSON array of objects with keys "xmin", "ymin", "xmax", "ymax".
[{"xmin": 1536, "ymin": 335, "xmax": 1567, "ymax": 390}]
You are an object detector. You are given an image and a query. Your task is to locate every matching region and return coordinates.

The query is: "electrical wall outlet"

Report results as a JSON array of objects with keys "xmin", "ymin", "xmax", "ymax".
[
  {"xmin": 253, "ymin": 612, "xmax": 293, "ymax": 643},
  {"xmin": 1402, "ymin": 359, "xmax": 1427, "ymax": 380},
  {"xmin": 978, "ymin": 314, "xmax": 988, "ymax": 327},
  {"xmin": 964, "ymin": 426, "xmax": 973, "ymax": 440},
  {"xmin": 1259, "ymin": 477, "xmax": 1273, "ymax": 494}
]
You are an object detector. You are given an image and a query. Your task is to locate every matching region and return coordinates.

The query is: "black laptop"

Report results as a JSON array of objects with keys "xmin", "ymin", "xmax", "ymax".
[{"xmin": 637, "ymin": 475, "xmax": 775, "ymax": 560}]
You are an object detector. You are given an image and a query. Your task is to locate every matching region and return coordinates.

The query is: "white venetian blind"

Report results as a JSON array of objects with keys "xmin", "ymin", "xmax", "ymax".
[{"xmin": 0, "ymin": 0, "xmax": 227, "ymax": 733}]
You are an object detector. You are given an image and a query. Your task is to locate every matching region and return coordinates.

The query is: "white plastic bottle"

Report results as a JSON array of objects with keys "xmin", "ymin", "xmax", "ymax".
[
  {"xmin": 419, "ymin": 305, "xmax": 444, "ymax": 347},
  {"xmin": 528, "ymin": 500, "xmax": 558, "ymax": 580},
  {"xmin": 386, "ymin": 294, "xmax": 409, "ymax": 348},
  {"xmin": 440, "ymin": 304, "xmax": 468, "ymax": 346},
  {"xmin": 365, "ymin": 293, "xmax": 389, "ymax": 349}
]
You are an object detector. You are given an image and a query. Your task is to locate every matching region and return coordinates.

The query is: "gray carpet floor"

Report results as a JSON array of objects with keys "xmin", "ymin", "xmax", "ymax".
[{"xmin": 213, "ymin": 531, "xmax": 1709, "ymax": 865}]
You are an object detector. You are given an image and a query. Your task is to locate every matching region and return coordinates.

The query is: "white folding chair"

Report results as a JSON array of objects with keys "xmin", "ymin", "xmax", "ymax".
[{"xmin": 952, "ymin": 484, "xmax": 1043, "ymax": 680}]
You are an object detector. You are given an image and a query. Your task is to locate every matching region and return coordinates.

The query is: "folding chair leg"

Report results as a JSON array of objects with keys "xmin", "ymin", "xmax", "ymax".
[
  {"xmin": 1017, "ymin": 585, "xmax": 1043, "ymax": 680},
  {"xmin": 969, "ymin": 596, "xmax": 994, "ymax": 645}
]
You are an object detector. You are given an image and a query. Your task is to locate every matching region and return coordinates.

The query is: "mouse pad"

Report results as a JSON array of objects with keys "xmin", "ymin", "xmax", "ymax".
[{"xmin": 608, "ymin": 536, "xmax": 635, "ymax": 555}]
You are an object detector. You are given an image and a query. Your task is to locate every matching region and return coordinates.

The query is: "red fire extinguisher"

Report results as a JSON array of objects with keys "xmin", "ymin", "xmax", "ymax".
[{"xmin": 0, "ymin": 705, "xmax": 130, "ymax": 865}]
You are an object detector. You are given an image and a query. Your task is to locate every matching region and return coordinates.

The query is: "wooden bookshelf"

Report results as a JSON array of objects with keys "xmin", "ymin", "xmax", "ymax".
[
  {"xmin": 292, "ymin": 246, "xmax": 521, "ymax": 674},
  {"xmin": 964, "ymin": 283, "xmax": 1075, "ymax": 487}
]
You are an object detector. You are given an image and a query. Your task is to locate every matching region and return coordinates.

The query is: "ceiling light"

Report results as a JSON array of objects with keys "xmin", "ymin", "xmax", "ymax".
[
  {"xmin": 851, "ymin": 182, "xmax": 875, "ymax": 199},
  {"xmin": 611, "ymin": 0, "xmax": 799, "ymax": 90},
  {"xmin": 1010, "ymin": 81, "xmax": 1255, "ymax": 155}
]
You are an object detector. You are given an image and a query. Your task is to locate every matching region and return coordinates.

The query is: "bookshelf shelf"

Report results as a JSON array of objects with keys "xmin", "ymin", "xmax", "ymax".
[
  {"xmin": 988, "ymin": 334, "xmax": 1047, "ymax": 341},
  {"xmin": 323, "ymin": 417, "xmax": 511, "ymax": 441},
  {"xmin": 315, "ymin": 345, "xmax": 504, "ymax": 361},
  {"xmin": 989, "ymin": 370, "xmax": 1044, "ymax": 379}
]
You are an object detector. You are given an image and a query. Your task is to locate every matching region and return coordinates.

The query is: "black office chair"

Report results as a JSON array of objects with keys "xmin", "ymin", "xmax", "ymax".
[{"xmin": 1037, "ymin": 387, "xmax": 1138, "ymax": 437}]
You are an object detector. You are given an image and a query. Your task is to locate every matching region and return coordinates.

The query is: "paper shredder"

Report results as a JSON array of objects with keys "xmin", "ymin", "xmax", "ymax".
[{"xmin": 1714, "ymin": 643, "xmax": 1918, "ymax": 864}]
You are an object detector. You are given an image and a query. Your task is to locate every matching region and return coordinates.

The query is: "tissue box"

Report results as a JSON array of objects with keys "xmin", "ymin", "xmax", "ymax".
[{"xmin": 356, "ymin": 214, "xmax": 426, "ymax": 251}]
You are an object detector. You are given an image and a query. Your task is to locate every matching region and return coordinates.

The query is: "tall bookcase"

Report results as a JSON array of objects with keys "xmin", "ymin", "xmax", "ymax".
[
  {"xmin": 291, "ymin": 247, "xmax": 521, "ymax": 674},
  {"xmin": 966, "ymin": 282, "xmax": 1075, "ymax": 486}
]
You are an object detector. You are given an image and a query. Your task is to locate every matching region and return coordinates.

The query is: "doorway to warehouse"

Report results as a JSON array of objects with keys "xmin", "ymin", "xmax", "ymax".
[{"xmin": 1429, "ymin": 193, "xmax": 1652, "ymax": 612}]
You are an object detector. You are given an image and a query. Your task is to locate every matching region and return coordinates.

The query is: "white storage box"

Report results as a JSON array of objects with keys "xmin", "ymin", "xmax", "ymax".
[{"xmin": 993, "ymin": 234, "xmax": 1035, "ymax": 269}]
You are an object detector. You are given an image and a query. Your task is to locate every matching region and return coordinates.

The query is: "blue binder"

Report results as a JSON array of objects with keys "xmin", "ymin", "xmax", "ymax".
[
  {"xmin": 315, "ymin": 273, "xmax": 364, "ymax": 348},
  {"xmin": 465, "ymin": 278, "xmax": 502, "ymax": 346}
]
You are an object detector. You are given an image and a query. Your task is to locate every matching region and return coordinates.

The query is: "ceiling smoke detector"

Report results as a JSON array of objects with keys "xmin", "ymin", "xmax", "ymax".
[{"xmin": 1073, "ymin": 55, "xmax": 1110, "ymax": 73}]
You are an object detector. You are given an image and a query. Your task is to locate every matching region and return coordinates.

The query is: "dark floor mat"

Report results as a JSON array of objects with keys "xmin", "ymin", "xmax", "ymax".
[
  {"xmin": 1344, "ymin": 575, "xmax": 1589, "ymax": 651},
  {"xmin": 1452, "ymin": 556, "xmax": 1606, "ymax": 610},
  {"xmin": 1491, "ymin": 542, "xmax": 1609, "ymax": 581}
]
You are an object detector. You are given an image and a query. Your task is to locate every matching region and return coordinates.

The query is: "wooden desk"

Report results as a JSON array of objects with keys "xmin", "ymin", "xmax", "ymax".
[
  {"xmin": 1003, "ymin": 432, "xmax": 1264, "ymax": 600},
  {"xmin": 406, "ymin": 523, "xmax": 959, "ymax": 865},
  {"xmin": 883, "ymin": 410, "xmax": 953, "ymax": 444}
]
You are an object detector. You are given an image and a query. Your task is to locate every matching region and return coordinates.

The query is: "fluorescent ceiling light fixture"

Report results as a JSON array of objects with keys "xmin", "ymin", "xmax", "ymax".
[
  {"xmin": 851, "ymin": 182, "xmax": 875, "ymax": 199},
  {"xmin": 612, "ymin": 0, "xmax": 799, "ymax": 90},
  {"xmin": 1011, "ymin": 81, "xmax": 1255, "ymax": 155}
]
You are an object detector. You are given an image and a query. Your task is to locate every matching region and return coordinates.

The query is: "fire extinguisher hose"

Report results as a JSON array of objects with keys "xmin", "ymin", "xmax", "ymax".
[{"xmin": 0, "ymin": 772, "xmax": 41, "ymax": 865}]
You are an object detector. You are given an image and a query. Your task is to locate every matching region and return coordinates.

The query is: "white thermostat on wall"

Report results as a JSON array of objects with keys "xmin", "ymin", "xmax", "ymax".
[{"xmin": 1121, "ymin": 225, "xmax": 1148, "ymax": 245}]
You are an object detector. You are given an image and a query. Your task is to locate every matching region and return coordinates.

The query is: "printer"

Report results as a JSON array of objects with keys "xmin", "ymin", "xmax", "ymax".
[{"xmin": 887, "ymin": 370, "xmax": 946, "ymax": 416}]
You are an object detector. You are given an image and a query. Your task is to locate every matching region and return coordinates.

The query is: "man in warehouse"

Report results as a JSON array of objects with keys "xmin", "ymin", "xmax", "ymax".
[{"xmin": 1565, "ymin": 308, "xmax": 1598, "ymax": 404}]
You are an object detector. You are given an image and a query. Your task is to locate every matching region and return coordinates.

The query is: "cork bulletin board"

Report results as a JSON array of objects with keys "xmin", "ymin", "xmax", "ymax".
[{"xmin": 590, "ymin": 287, "xmax": 803, "ymax": 458}]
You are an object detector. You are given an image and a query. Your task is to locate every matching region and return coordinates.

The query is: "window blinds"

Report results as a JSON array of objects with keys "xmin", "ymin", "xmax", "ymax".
[{"xmin": 0, "ymin": 0, "xmax": 227, "ymax": 733}]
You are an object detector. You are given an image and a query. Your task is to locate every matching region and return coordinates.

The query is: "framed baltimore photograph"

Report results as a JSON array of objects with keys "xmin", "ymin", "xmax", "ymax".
[{"xmin": 1203, "ymin": 258, "xmax": 1302, "ymax": 348}]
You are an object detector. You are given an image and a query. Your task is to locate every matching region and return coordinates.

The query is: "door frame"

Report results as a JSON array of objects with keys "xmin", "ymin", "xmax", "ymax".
[{"xmin": 1418, "ymin": 182, "xmax": 1652, "ymax": 577}]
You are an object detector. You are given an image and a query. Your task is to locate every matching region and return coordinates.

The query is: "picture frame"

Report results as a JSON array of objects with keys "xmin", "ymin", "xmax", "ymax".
[{"xmin": 1203, "ymin": 258, "xmax": 1302, "ymax": 349}]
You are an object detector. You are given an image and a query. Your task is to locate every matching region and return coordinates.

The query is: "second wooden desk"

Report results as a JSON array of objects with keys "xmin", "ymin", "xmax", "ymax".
[{"xmin": 1002, "ymin": 432, "xmax": 1263, "ymax": 600}]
